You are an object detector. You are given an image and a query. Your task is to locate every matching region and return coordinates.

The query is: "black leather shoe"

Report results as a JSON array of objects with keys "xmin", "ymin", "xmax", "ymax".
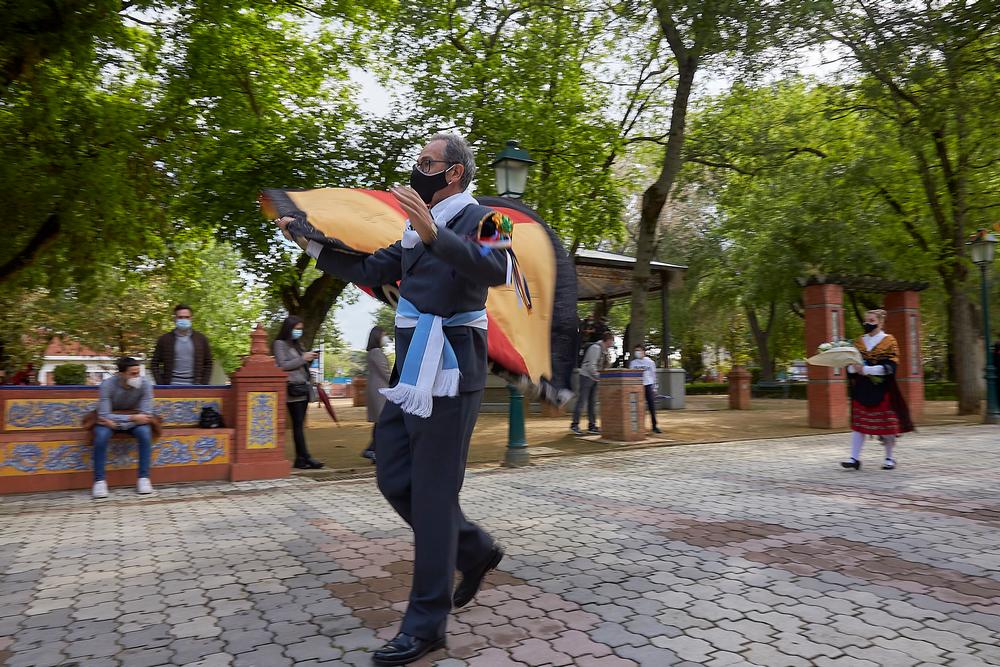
[
  {"xmin": 453, "ymin": 545, "xmax": 504, "ymax": 608},
  {"xmin": 293, "ymin": 458, "xmax": 325, "ymax": 469},
  {"xmin": 372, "ymin": 633, "xmax": 445, "ymax": 666},
  {"xmin": 840, "ymin": 458, "xmax": 861, "ymax": 470}
]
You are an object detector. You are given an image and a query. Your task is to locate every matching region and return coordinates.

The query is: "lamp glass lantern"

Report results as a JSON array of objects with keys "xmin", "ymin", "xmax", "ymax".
[
  {"xmin": 968, "ymin": 230, "xmax": 998, "ymax": 266},
  {"xmin": 490, "ymin": 140, "xmax": 536, "ymax": 198}
]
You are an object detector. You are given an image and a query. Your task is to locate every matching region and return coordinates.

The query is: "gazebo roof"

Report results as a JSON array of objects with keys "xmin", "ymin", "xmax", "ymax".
[
  {"xmin": 574, "ymin": 249, "xmax": 687, "ymax": 302},
  {"xmin": 796, "ymin": 274, "xmax": 930, "ymax": 293}
]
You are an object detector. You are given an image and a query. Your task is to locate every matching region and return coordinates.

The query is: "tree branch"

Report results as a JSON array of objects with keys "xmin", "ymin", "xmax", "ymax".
[{"xmin": 0, "ymin": 215, "xmax": 61, "ymax": 284}]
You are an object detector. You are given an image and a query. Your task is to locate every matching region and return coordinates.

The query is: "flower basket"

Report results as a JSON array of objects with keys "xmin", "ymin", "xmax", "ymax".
[{"xmin": 806, "ymin": 347, "xmax": 862, "ymax": 369}]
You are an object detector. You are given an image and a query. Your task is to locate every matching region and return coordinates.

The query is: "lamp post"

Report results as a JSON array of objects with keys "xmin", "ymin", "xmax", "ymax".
[
  {"xmin": 967, "ymin": 229, "xmax": 1000, "ymax": 424},
  {"xmin": 490, "ymin": 140, "xmax": 536, "ymax": 199},
  {"xmin": 493, "ymin": 140, "xmax": 535, "ymax": 467}
]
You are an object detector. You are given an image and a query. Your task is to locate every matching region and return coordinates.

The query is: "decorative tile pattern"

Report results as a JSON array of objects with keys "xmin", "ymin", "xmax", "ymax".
[
  {"xmin": 4, "ymin": 399, "xmax": 93, "ymax": 431},
  {"xmin": 4, "ymin": 397, "xmax": 225, "ymax": 430},
  {"xmin": 0, "ymin": 433, "xmax": 230, "ymax": 476},
  {"xmin": 246, "ymin": 391, "xmax": 278, "ymax": 449}
]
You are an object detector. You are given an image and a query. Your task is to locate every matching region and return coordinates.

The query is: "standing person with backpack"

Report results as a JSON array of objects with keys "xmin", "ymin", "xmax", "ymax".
[{"xmin": 571, "ymin": 331, "xmax": 613, "ymax": 436}]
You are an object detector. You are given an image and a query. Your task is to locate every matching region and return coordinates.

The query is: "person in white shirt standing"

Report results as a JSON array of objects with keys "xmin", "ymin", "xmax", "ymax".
[{"xmin": 628, "ymin": 344, "xmax": 661, "ymax": 434}]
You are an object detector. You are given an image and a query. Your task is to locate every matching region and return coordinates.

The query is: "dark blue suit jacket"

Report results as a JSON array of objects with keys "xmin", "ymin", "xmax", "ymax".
[{"xmin": 315, "ymin": 202, "xmax": 508, "ymax": 392}]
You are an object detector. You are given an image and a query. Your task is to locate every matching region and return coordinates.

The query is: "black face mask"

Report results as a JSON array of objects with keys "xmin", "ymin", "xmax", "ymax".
[
  {"xmin": 409, "ymin": 165, "xmax": 454, "ymax": 205},
  {"xmin": 863, "ymin": 322, "xmax": 878, "ymax": 334}
]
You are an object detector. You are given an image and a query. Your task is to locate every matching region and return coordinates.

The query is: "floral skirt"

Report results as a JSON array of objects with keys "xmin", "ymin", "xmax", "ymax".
[{"xmin": 851, "ymin": 394, "xmax": 901, "ymax": 436}]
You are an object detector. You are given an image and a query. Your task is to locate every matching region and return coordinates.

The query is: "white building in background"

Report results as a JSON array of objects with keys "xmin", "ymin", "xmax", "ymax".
[{"xmin": 38, "ymin": 338, "xmax": 146, "ymax": 385}]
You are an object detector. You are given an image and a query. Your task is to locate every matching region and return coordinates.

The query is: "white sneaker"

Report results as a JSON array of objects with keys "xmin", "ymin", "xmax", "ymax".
[
  {"xmin": 136, "ymin": 478, "xmax": 154, "ymax": 494},
  {"xmin": 92, "ymin": 481, "xmax": 108, "ymax": 499}
]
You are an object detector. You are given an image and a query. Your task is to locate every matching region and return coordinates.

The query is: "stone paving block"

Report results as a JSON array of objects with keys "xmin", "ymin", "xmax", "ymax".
[
  {"xmin": 688, "ymin": 626, "xmax": 750, "ymax": 654},
  {"xmin": 574, "ymin": 655, "xmax": 639, "ymax": 667},
  {"xmin": 843, "ymin": 643, "xmax": 921, "ymax": 666},
  {"xmin": 741, "ymin": 642, "xmax": 813, "ymax": 667},
  {"xmin": 183, "ymin": 651, "xmax": 235, "ymax": 666},
  {"xmin": 231, "ymin": 643, "xmax": 292, "ymax": 667},
  {"xmin": 283, "ymin": 635, "xmax": 345, "ymax": 662},
  {"xmin": 118, "ymin": 645, "xmax": 176, "ymax": 667},
  {"xmin": 5, "ymin": 645, "xmax": 68, "ymax": 667}
]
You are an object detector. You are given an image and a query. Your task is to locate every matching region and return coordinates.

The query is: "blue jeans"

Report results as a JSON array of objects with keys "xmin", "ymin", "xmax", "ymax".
[
  {"xmin": 92, "ymin": 424, "xmax": 153, "ymax": 482},
  {"xmin": 571, "ymin": 376, "xmax": 599, "ymax": 430}
]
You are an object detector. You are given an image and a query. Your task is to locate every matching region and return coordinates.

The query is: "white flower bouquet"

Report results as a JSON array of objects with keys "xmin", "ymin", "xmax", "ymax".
[{"xmin": 807, "ymin": 340, "xmax": 862, "ymax": 369}]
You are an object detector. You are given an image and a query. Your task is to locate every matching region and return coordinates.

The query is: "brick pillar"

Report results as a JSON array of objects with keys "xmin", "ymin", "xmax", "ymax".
[
  {"xmin": 598, "ymin": 369, "xmax": 645, "ymax": 442},
  {"xmin": 885, "ymin": 290, "xmax": 924, "ymax": 422},
  {"xmin": 805, "ymin": 283, "xmax": 849, "ymax": 428},
  {"xmin": 728, "ymin": 366, "xmax": 751, "ymax": 410},
  {"xmin": 229, "ymin": 324, "xmax": 291, "ymax": 481}
]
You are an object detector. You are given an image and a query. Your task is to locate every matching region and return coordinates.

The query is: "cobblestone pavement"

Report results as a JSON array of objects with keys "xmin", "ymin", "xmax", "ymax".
[{"xmin": 2, "ymin": 424, "xmax": 1000, "ymax": 667}]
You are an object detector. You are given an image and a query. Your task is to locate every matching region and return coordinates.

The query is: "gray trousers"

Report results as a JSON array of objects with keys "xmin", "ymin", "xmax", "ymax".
[
  {"xmin": 374, "ymin": 390, "xmax": 494, "ymax": 640},
  {"xmin": 571, "ymin": 376, "xmax": 599, "ymax": 429}
]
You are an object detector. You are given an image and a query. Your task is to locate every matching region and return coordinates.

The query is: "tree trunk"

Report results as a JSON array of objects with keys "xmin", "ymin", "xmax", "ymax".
[
  {"xmin": 627, "ymin": 56, "xmax": 697, "ymax": 352},
  {"xmin": 282, "ymin": 273, "xmax": 347, "ymax": 351},
  {"xmin": 947, "ymin": 287, "xmax": 981, "ymax": 414},
  {"xmin": 746, "ymin": 304, "xmax": 776, "ymax": 382}
]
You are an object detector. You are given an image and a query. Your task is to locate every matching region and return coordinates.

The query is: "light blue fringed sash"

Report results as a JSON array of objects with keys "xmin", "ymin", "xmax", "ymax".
[{"xmin": 380, "ymin": 297, "xmax": 487, "ymax": 418}]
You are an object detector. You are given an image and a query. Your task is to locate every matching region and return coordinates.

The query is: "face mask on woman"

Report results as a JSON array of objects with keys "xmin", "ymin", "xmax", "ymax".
[
  {"xmin": 291, "ymin": 329, "xmax": 303, "ymax": 340},
  {"xmin": 381, "ymin": 336, "xmax": 391, "ymax": 347},
  {"xmin": 863, "ymin": 322, "xmax": 878, "ymax": 334},
  {"xmin": 634, "ymin": 350, "xmax": 644, "ymax": 359}
]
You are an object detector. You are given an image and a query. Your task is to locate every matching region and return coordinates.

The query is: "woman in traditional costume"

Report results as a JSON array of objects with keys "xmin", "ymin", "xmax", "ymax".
[{"xmin": 841, "ymin": 309, "xmax": 914, "ymax": 471}]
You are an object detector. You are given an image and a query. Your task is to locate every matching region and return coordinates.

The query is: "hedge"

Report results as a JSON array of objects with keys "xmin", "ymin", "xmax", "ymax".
[
  {"xmin": 685, "ymin": 381, "xmax": 960, "ymax": 401},
  {"xmin": 53, "ymin": 363, "xmax": 87, "ymax": 385}
]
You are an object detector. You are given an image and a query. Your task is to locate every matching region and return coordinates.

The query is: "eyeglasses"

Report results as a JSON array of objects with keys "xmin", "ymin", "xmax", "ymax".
[{"xmin": 413, "ymin": 158, "xmax": 457, "ymax": 175}]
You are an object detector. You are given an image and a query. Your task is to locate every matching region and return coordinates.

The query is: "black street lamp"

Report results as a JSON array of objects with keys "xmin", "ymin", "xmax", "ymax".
[
  {"xmin": 490, "ymin": 140, "xmax": 536, "ymax": 199},
  {"xmin": 967, "ymin": 229, "xmax": 1000, "ymax": 424},
  {"xmin": 493, "ymin": 140, "xmax": 534, "ymax": 467}
]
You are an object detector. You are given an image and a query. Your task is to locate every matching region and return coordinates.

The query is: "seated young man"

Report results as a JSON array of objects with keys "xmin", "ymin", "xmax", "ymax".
[{"xmin": 92, "ymin": 357, "xmax": 156, "ymax": 499}]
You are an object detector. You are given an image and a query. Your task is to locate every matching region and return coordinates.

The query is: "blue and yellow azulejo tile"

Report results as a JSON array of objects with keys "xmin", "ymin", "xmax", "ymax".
[
  {"xmin": 247, "ymin": 391, "xmax": 278, "ymax": 449},
  {"xmin": 0, "ymin": 433, "xmax": 230, "ymax": 476},
  {"xmin": 4, "ymin": 397, "xmax": 225, "ymax": 430}
]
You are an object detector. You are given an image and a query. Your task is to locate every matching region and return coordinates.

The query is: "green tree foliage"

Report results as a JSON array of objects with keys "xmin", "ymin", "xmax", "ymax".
[
  {"xmin": 812, "ymin": 0, "xmax": 1000, "ymax": 412},
  {"xmin": 382, "ymin": 0, "xmax": 627, "ymax": 248}
]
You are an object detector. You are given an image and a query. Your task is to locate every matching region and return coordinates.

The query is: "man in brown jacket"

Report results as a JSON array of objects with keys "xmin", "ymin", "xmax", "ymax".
[{"xmin": 151, "ymin": 305, "xmax": 214, "ymax": 385}]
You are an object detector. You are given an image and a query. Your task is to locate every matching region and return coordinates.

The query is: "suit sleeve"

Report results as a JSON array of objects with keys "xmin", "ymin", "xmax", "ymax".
[
  {"xmin": 200, "ymin": 334, "xmax": 214, "ymax": 385},
  {"xmin": 151, "ymin": 336, "xmax": 166, "ymax": 385},
  {"xmin": 309, "ymin": 241, "xmax": 404, "ymax": 287},
  {"xmin": 426, "ymin": 227, "xmax": 508, "ymax": 287}
]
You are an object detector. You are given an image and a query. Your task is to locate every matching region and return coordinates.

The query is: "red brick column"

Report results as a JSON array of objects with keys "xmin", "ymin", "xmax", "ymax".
[
  {"xmin": 728, "ymin": 366, "xmax": 751, "ymax": 410},
  {"xmin": 885, "ymin": 290, "xmax": 924, "ymax": 423},
  {"xmin": 805, "ymin": 283, "xmax": 849, "ymax": 428},
  {"xmin": 229, "ymin": 324, "xmax": 291, "ymax": 481},
  {"xmin": 598, "ymin": 369, "xmax": 646, "ymax": 442}
]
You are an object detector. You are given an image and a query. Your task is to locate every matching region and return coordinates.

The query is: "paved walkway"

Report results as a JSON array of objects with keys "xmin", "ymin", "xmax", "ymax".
[{"xmin": 2, "ymin": 424, "xmax": 1000, "ymax": 666}]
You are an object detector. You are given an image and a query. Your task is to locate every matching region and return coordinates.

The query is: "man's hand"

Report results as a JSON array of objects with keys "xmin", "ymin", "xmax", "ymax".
[
  {"xmin": 390, "ymin": 186, "xmax": 436, "ymax": 244},
  {"xmin": 276, "ymin": 216, "xmax": 295, "ymax": 240},
  {"xmin": 274, "ymin": 216, "xmax": 310, "ymax": 251},
  {"xmin": 131, "ymin": 414, "xmax": 152, "ymax": 425},
  {"xmin": 98, "ymin": 417, "xmax": 116, "ymax": 428}
]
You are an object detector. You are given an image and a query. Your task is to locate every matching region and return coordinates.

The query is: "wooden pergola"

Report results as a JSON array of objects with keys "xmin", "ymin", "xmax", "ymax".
[{"xmin": 574, "ymin": 249, "xmax": 687, "ymax": 367}]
